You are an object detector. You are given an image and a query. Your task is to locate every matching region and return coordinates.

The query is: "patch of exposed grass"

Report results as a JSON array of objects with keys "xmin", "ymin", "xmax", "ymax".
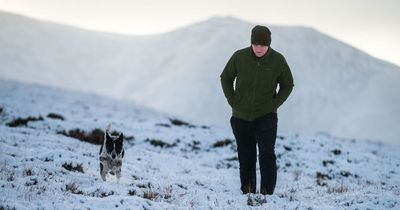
[
  {"xmin": 58, "ymin": 128, "xmax": 134, "ymax": 145},
  {"xmin": 6, "ymin": 116, "xmax": 44, "ymax": 127},
  {"xmin": 65, "ymin": 182, "xmax": 83, "ymax": 194},
  {"xmin": 169, "ymin": 118, "xmax": 196, "ymax": 128},
  {"xmin": 62, "ymin": 162, "xmax": 84, "ymax": 173},
  {"xmin": 212, "ymin": 139, "xmax": 234, "ymax": 148},
  {"xmin": 145, "ymin": 138, "xmax": 177, "ymax": 148},
  {"xmin": 47, "ymin": 113, "xmax": 65, "ymax": 120},
  {"xmin": 58, "ymin": 128, "xmax": 104, "ymax": 145}
]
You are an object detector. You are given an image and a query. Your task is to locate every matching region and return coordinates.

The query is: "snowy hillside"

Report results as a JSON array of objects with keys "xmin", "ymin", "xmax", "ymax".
[
  {"xmin": 0, "ymin": 79, "xmax": 399, "ymax": 210},
  {"xmin": 1, "ymin": 11, "xmax": 400, "ymax": 144}
]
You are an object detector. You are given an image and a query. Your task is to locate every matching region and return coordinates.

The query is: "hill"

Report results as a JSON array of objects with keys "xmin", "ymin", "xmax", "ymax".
[
  {"xmin": 1, "ymin": 11, "xmax": 400, "ymax": 144},
  {"xmin": 0, "ymin": 80, "xmax": 399, "ymax": 209}
]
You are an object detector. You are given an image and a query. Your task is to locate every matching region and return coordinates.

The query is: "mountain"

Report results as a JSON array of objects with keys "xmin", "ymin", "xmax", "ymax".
[
  {"xmin": 1, "ymin": 11, "xmax": 399, "ymax": 144},
  {"xmin": 0, "ymin": 79, "xmax": 399, "ymax": 209}
]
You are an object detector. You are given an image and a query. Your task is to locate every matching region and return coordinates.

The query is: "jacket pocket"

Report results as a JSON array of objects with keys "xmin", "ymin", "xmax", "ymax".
[{"xmin": 232, "ymin": 93, "xmax": 241, "ymax": 108}]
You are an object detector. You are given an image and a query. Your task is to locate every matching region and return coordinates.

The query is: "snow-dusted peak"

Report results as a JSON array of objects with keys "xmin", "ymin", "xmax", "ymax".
[{"xmin": 0, "ymin": 11, "xmax": 399, "ymax": 144}]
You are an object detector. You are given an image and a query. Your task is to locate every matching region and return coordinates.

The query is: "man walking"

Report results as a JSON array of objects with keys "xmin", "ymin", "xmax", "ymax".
[{"xmin": 220, "ymin": 25, "xmax": 294, "ymax": 195}]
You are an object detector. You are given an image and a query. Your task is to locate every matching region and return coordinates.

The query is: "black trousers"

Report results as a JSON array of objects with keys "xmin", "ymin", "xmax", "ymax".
[{"xmin": 230, "ymin": 113, "xmax": 277, "ymax": 195}]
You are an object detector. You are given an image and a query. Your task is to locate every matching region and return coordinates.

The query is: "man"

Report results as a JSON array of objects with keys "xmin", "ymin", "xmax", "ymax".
[{"xmin": 220, "ymin": 25, "xmax": 294, "ymax": 195}]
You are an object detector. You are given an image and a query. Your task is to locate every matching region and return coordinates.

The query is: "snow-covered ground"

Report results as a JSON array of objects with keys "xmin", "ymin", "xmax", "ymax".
[{"xmin": 1, "ymin": 79, "xmax": 399, "ymax": 210}]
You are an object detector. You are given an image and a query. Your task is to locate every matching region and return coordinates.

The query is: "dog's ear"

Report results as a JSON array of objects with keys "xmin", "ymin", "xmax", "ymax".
[
  {"xmin": 106, "ymin": 132, "xmax": 114, "ymax": 153},
  {"xmin": 115, "ymin": 132, "xmax": 123, "ymax": 144},
  {"xmin": 117, "ymin": 133, "xmax": 124, "ymax": 142},
  {"xmin": 106, "ymin": 132, "xmax": 113, "ymax": 141},
  {"xmin": 115, "ymin": 133, "xmax": 124, "ymax": 154}
]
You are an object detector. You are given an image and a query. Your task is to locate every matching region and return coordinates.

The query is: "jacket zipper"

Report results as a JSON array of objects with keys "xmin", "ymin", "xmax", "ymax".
[{"xmin": 251, "ymin": 62, "xmax": 260, "ymax": 120}]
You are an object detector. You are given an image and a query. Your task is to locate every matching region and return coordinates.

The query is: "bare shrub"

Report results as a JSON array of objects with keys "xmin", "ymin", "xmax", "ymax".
[
  {"xmin": 25, "ymin": 178, "xmax": 38, "ymax": 186},
  {"xmin": 58, "ymin": 128, "xmax": 133, "ymax": 145},
  {"xmin": 322, "ymin": 160, "xmax": 335, "ymax": 167},
  {"xmin": 47, "ymin": 113, "xmax": 65, "ymax": 120},
  {"xmin": 6, "ymin": 116, "xmax": 44, "ymax": 127},
  {"xmin": 62, "ymin": 162, "xmax": 84, "ymax": 173},
  {"xmin": 316, "ymin": 172, "xmax": 332, "ymax": 186},
  {"xmin": 58, "ymin": 128, "xmax": 104, "ymax": 145},
  {"xmin": 145, "ymin": 138, "xmax": 177, "ymax": 148},
  {"xmin": 163, "ymin": 185, "xmax": 173, "ymax": 200},
  {"xmin": 0, "ymin": 205, "xmax": 16, "ymax": 210},
  {"xmin": 65, "ymin": 182, "xmax": 83, "ymax": 194},
  {"xmin": 169, "ymin": 118, "xmax": 196, "ymax": 128},
  {"xmin": 128, "ymin": 189, "xmax": 137, "ymax": 196},
  {"xmin": 6, "ymin": 172, "xmax": 15, "ymax": 182},
  {"xmin": 143, "ymin": 189, "xmax": 160, "ymax": 201},
  {"xmin": 332, "ymin": 149, "xmax": 342, "ymax": 155},
  {"xmin": 155, "ymin": 123, "xmax": 171, "ymax": 128},
  {"xmin": 212, "ymin": 139, "xmax": 234, "ymax": 148},
  {"xmin": 138, "ymin": 185, "xmax": 173, "ymax": 202},
  {"xmin": 327, "ymin": 185, "xmax": 348, "ymax": 194},
  {"xmin": 89, "ymin": 188, "xmax": 114, "ymax": 197},
  {"xmin": 23, "ymin": 168, "xmax": 33, "ymax": 177}
]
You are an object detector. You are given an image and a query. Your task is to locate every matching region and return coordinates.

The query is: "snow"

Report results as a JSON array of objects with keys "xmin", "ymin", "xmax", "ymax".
[
  {"xmin": 1, "ymin": 79, "xmax": 399, "ymax": 209},
  {"xmin": 1, "ymin": 12, "xmax": 399, "ymax": 144}
]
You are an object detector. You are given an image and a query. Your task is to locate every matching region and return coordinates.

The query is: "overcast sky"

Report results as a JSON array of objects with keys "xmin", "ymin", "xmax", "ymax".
[{"xmin": 0, "ymin": 0, "xmax": 399, "ymax": 66}]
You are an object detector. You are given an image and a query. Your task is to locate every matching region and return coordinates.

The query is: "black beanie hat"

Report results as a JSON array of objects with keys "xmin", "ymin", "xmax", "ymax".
[{"xmin": 251, "ymin": 25, "xmax": 271, "ymax": 46}]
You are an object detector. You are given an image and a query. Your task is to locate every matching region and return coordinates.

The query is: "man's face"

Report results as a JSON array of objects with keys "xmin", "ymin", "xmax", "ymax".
[{"xmin": 251, "ymin": 44, "xmax": 269, "ymax": 57}]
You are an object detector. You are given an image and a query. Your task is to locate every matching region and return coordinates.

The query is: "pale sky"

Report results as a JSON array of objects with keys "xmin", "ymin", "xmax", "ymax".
[{"xmin": 0, "ymin": 0, "xmax": 399, "ymax": 66}]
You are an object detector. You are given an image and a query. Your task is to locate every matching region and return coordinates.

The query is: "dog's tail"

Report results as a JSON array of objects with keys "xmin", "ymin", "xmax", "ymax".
[{"xmin": 106, "ymin": 123, "xmax": 112, "ymax": 133}]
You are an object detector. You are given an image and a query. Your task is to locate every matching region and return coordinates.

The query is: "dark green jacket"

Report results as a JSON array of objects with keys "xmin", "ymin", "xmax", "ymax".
[{"xmin": 220, "ymin": 47, "xmax": 294, "ymax": 121}]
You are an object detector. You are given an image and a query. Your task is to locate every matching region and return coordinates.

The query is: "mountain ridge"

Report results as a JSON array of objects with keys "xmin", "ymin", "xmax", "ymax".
[{"xmin": 0, "ymin": 11, "xmax": 399, "ymax": 144}]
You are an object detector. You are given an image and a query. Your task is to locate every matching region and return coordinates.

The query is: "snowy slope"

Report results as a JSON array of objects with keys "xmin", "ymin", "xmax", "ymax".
[
  {"xmin": 1, "ymin": 11, "xmax": 400, "ymax": 144},
  {"xmin": 0, "ymin": 79, "xmax": 399, "ymax": 210}
]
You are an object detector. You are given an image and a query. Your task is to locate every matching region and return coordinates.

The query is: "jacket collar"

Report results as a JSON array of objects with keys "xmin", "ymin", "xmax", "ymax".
[{"xmin": 249, "ymin": 46, "xmax": 272, "ymax": 61}]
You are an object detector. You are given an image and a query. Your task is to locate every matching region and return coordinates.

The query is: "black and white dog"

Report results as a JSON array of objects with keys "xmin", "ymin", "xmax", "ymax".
[{"xmin": 99, "ymin": 124, "xmax": 124, "ymax": 182}]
